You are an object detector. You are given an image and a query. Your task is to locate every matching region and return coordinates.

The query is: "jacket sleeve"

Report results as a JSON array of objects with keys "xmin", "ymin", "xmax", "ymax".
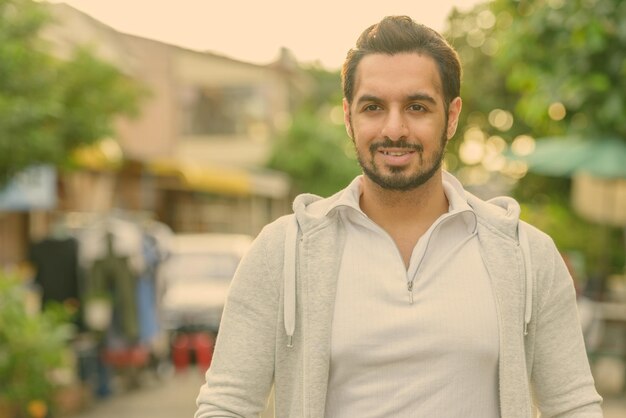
[
  {"xmin": 195, "ymin": 224, "xmax": 282, "ymax": 418},
  {"xmin": 528, "ymin": 233, "xmax": 603, "ymax": 417}
]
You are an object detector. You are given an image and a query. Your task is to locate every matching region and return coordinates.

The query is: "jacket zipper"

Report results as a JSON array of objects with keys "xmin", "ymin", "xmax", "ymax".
[
  {"xmin": 405, "ymin": 212, "xmax": 477, "ymax": 304},
  {"xmin": 356, "ymin": 209, "xmax": 475, "ymax": 305},
  {"xmin": 405, "ymin": 218, "xmax": 445, "ymax": 304}
]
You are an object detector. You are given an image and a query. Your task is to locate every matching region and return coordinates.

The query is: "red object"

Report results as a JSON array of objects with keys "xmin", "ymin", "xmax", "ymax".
[
  {"xmin": 192, "ymin": 332, "xmax": 215, "ymax": 373},
  {"xmin": 102, "ymin": 345, "xmax": 150, "ymax": 367},
  {"xmin": 172, "ymin": 334, "xmax": 191, "ymax": 372}
]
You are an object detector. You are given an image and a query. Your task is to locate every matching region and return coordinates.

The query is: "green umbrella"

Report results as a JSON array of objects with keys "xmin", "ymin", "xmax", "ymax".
[{"xmin": 512, "ymin": 136, "xmax": 626, "ymax": 179}]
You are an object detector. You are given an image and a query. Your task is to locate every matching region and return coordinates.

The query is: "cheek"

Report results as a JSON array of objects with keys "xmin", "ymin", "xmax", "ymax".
[
  {"xmin": 350, "ymin": 117, "xmax": 378, "ymax": 140},
  {"xmin": 412, "ymin": 119, "xmax": 446, "ymax": 140},
  {"xmin": 352, "ymin": 134, "xmax": 373, "ymax": 157}
]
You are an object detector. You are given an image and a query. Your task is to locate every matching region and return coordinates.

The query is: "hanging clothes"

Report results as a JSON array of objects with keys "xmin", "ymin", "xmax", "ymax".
[
  {"xmin": 79, "ymin": 217, "xmax": 145, "ymax": 273},
  {"xmin": 136, "ymin": 219, "xmax": 173, "ymax": 344},
  {"xmin": 136, "ymin": 233, "xmax": 161, "ymax": 344},
  {"xmin": 28, "ymin": 236, "xmax": 80, "ymax": 307},
  {"xmin": 88, "ymin": 232, "xmax": 139, "ymax": 342}
]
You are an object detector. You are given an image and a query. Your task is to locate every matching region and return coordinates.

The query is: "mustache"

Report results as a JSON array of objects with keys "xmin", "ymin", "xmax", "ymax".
[{"xmin": 369, "ymin": 139, "xmax": 423, "ymax": 153}]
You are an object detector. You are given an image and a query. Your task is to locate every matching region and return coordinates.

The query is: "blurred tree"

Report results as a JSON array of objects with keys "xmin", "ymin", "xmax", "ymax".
[
  {"xmin": 445, "ymin": 3, "xmax": 530, "ymax": 159},
  {"xmin": 267, "ymin": 65, "xmax": 360, "ymax": 197},
  {"xmin": 0, "ymin": 0, "xmax": 145, "ymax": 185},
  {"xmin": 447, "ymin": 0, "xmax": 626, "ymax": 142},
  {"xmin": 444, "ymin": 2, "xmax": 569, "ymax": 198},
  {"xmin": 491, "ymin": 0, "xmax": 626, "ymax": 137},
  {"xmin": 444, "ymin": 0, "xmax": 625, "ymax": 275}
]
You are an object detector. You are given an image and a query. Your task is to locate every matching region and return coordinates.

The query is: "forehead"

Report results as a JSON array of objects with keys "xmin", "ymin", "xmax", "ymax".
[{"xmin": 353, "ymin": 52, "xmax": 443, "ymax": 101}]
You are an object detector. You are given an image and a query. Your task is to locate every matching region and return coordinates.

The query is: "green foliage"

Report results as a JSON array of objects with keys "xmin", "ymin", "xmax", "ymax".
[
  {"xmin": 0, "ymin": 272, "xmax": 74, "ymax": 415},
  {"xmin": 268, "ymin": 107, "xmax": 360, "ymax": 197},
  {"xmin": 445, "ymin": 0, "xmax": 626, "ymax": 154},
  {"xmin": 0, "ymin": 0, "xmax": 146, "ymax": 185},
  {"xmin": 444, "ymin": 0, "xmax": 626, "ymax": 274},
  {"xmin": 267, "ymin": 66, "xmax": 360, "ymax": 197},
  {"xmin": 446, "ymin": 3, "xmax": 535, "ymax": 146},
  {"xmin": 55, "ymin": 48, "xmax": 144, "ymax": 152},
  {"xmin": 445, "ymin": 2, "xmax": 573, "ymax": 212},
  {"xmin": 489, "ymin": 0, "xmax": 626, "ymax": 137}
]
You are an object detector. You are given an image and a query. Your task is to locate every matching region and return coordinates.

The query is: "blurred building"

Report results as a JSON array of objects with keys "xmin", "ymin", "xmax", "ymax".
[{"xmin": 0, "ymin": 2, "xmax": 310, "ymax": 266}]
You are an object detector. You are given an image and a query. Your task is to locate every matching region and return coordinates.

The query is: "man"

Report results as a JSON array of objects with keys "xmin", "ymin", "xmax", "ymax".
[{"xmin": 195, "ymin": 16, "xmax": 602, "ymax": 417}]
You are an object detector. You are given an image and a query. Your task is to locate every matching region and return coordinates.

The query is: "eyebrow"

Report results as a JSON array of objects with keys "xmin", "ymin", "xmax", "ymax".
[
  {"xmin": 407, "ymin": 93, "xmax": 438, "ymax": 105},
  {"xmin": 355, "ymin": 93, "xmax": 438, "ymax": 106}
]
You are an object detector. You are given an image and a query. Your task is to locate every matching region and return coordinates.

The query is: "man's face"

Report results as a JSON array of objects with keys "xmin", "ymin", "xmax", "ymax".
[{"xmin": 344, "ymin": 53, "xmax": 462, "ymax": 191}]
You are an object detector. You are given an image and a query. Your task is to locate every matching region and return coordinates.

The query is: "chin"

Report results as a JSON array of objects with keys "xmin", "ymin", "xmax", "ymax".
[{"xmin": 364, "ymin": 163, "xmax": 441, "ymax": 192}]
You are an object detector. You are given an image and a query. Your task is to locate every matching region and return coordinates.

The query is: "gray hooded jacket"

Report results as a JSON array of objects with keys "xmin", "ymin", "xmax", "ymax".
[{"xmin": 195, "ymin": 173, "xmax": 602, "ymax": 418}]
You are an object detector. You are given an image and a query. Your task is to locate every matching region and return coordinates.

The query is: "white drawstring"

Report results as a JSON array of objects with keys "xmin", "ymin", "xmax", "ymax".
[
  {"xmin": 283, "ymin": 217, "xmax": 299, "ymax": 347},
  {"xmin": 519, "ymin": 224, "xmax": 533, "ymax": 336}
]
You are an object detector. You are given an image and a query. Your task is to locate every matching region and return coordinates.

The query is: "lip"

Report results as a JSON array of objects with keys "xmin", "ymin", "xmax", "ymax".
[{"xmin": 377, "ymin": 148, "xmax": 416, "ymax": 166}]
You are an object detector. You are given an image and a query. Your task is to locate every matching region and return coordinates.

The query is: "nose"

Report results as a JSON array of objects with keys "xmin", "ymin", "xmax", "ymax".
[{"xmin": 380, "ymin": 110, "xmax": 408, "ymax": 141}]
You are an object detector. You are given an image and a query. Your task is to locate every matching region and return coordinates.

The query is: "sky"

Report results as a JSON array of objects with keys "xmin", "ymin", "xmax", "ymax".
[{"xmin": 48, "ymin": 0, "xmax": 485, "ymax": 70}]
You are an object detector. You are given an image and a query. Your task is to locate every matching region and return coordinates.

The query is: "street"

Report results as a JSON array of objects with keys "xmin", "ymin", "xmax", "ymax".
[
  {"xmin": 604, "ymin": 397, "xmax": 626, "ymax": 418},
  {"xmin": 71, "ymin": 370, "xmax": 204, "ymax": 418}
]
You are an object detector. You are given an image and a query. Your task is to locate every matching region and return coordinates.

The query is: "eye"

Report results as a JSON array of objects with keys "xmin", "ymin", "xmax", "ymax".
[
  {"xmin": 363, "ymin": 104, "xmax": 381, "ymax": 112},
  {"xmin": 408, "ymin": 104, "xmax": 426, "ymax": 112}
]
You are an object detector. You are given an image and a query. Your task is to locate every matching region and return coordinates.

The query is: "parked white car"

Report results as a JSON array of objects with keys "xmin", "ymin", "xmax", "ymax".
[{"xmin": 158, "ymin": 233, "xmax": 253, "ymax": 332}]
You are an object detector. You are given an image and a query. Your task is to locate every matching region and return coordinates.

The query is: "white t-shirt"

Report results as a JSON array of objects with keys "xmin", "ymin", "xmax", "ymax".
[{"xmin": 324, "ymin": 177, "xmax": 500, "ymax": 418}]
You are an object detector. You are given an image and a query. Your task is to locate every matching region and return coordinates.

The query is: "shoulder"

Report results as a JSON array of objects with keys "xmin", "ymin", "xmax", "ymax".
[
  {"xmin": 242, "ymin": 214, "xmax": 294, "ymax": 267},
  {"xmin": 258, "ymin": 214, "xmax": 293, "ymax": 238},
  {"xmin": 518, "ymin": 219, "xmax": 564, "ymax": 285},
  {"xmin": 517, "ymin": 219, "xmax": 555, "ymax": 251},
  {"xmin": 468, "ymin": 192, "xmax": 556, "ymax": 253},
  {"xmin": 249, "ymin": 213, "xmax": 293, "ymax": 247},
  {"xmin": 519, "ymin": 220, "xmax": 575, "ymax": 311}
]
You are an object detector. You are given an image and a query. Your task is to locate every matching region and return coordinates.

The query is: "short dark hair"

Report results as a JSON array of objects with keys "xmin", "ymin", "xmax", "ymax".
[{"xmin": 341, "ymin": 15, "xmax": 461, "ymax": 108}]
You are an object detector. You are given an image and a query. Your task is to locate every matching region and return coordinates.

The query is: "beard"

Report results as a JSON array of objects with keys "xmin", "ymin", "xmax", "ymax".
[{"xmin": 350, "ymin": 125, "xmax": 448, "ymax": 192}]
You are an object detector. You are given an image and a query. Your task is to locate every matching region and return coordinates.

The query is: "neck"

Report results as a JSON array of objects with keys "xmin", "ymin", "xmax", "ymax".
[{"xmin": 359, "ymin": 171, "xmax": 448, "ymax": 232}]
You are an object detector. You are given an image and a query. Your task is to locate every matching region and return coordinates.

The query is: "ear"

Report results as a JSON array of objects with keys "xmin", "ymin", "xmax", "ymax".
[
  {"xmin": 343, "ymin": 98, "xmax": 353, "ymax": 139},
  {"xmin": 446, "ymin": 97, "xmax": 462, "ymax": 140}
]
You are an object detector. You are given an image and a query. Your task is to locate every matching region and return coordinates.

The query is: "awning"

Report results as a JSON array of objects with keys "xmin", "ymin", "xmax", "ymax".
[
  {"xmin": 148, "ymin": 159, "xmax": 250, "ymax": 196},
  {"xmin": 147, "ymin": 159, "xmax": 290, "ymax": 198},
  {"xmin": 0, "ymin": 165, "xmax": 57, "ymax": 211},
  {"xmin": 70, "ymin": 139, "xmax": 124, "ymax": 171}
]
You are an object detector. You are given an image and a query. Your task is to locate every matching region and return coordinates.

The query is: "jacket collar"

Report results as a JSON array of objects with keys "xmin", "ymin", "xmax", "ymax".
[{"xmin": 314, "ymin": 172, "xmax": 478, "ymax": 233}]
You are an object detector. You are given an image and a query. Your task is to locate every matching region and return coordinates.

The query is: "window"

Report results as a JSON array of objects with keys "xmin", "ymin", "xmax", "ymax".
[{"xmin": 179, "ymin": 84, "xmax": 269, "ymax": 136}]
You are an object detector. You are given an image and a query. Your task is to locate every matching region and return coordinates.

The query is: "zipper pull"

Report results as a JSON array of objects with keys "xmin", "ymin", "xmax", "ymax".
[{"xmin": 407, "ymin": 281, "xmax": 414, "ymax": 304}]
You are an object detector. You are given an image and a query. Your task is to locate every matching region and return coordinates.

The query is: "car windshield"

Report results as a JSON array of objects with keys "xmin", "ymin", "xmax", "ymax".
[{"xmin": 165, "ymin": 253, "xmax": 240, "ymax": 281}]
